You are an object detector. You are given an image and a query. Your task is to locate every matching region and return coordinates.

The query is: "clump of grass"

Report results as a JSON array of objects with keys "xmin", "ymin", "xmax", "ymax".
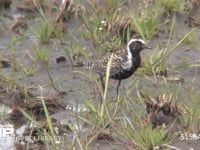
[
  {"xmin": 98, "ymin": 38, "xmax": 122, "ymax": 56},
  {"xmin": 80, "ymin": 0, "xmax": 127, "ymax": 56},
  {"xmin": 32, "ymin": 0, "xmax": 68, "ymax": 44},
  {"xmin": 53, "ymin": 21, "xmax": 67, "ymax": 44},
  {"xmin": 39, "ymin": 88, "xmax": 58, "ymax": 147},
  {"xmin": 158, "ymin": 0, "xmax": 183, "ymax": 13},
  {"xmin": 7, "ymin": 35, "xmax": 27, "ymax": 72},
  {"xmin": 36, "ymin": 22, "xmax": 53, "ymax": 43},
  {"xmin": 80, "ymin": 13, "xmax": 123, "ymax": 55},
  {"xmin": 23, "ymin": 66, "xmax": 38, "ymax": 76},
  {"xmin": 55, "ymin": 0, "xmax": 84, "ymax": 22},
  {"xmin": 36, "ymin": 20, "xmax": 67, "ymax": 44},
  {"xmin": 80, "ymin": 97, "xmax": 125, "ymax": 148},
  {"xmin": 64, "ymin": 42, "xmax": 89, "ymax": 67},
  {"xmin": 0, "ymin": 104, "xmax": 12, "ymax": 117},
  {"xmin": 19, "ymin": 88, "xmax": 60, "ymax": 150},
  {"xmin": 138, "ymin": 14, "xmax": 197, "ymax": 77},
  {"xmin": 125, "ymin": 125, "xmax": 171, "ymax": 150},
  {"xmin": 80, "ymin": 12, "xmax": 109, "ymax": 55},
  {"xmin": 0, "ymin": 36, "xmax": 30, "ymax": 98},
  {"xmin": 181, "ymin": 92, "xmax": 200, "ymax": 131},
  {"xmin": 182, "ymin": 31, "xmax": 199, "ymax": 49},
  {"xmin": 117, "ymin": 96, "xmax": 173, "ymax": 149},
  {"xmin": 138, "ymin": 45, "xmax": 167, "ymax": 76},
  {"xmin": 103, "ymin": 0, "xmax": 122, "ymax": 12},
  {"xmin": 34, "ymin": 46, "xmax": 50, "ymax": 63},
  {"xmin": 70, "ymin": 57, "xmax": 127, "ymax": 148},
  {"xmin": 131, "ymin": 3, "xmax": 163, "ymax": 40}
]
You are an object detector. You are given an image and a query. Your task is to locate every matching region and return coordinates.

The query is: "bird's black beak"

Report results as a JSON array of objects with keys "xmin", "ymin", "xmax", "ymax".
[{"xmin": 144, "ymin": 45, "xmax": 151, "ymax": 49}]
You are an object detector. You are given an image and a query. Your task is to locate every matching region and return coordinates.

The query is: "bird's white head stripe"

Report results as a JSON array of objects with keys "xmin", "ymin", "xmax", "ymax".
[{"xmin": 127, "ymin": 39, "xmax": 146, "ymax": 46}]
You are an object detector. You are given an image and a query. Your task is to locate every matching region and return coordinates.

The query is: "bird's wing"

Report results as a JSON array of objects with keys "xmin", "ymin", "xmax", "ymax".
[{"xmin": 89, "ymin": 49, "xmax": 126, "ymax": 76}]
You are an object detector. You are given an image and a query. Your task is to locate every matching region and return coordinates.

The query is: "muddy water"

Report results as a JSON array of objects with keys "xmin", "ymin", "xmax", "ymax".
[{"xmin": 0, "ymin": 0, "xmax": 200, "ymax": 149}]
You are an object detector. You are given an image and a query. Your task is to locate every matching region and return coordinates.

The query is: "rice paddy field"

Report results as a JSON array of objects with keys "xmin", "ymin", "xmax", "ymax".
[{"xmin": 0, "ymin": 0, "xmax": 200, "ymax": 150}]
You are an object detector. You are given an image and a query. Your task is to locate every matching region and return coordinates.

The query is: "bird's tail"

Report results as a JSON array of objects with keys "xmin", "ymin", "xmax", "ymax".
[{"xmin": 73, "ymin": 62, "xmax": 85, "ymax": 67}]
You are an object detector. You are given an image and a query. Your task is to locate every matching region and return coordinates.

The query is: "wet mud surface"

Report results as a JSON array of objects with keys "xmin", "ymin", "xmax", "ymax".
[{"xmin": 0, "ymin": 0, "xmax": 200, "ymax": 149}]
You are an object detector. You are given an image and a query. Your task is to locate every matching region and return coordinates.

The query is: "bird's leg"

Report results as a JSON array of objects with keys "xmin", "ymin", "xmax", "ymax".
[
  {"xmin": 116, "ymin": 80, "xmax": 121, "ymax": 97},
  {"xmin": 99, "ymin": 75, "xmax": 105, "ymax": 104},
  {"xmin": 100, "ymin": 75, "xmax": 105, "ymax": 91}
]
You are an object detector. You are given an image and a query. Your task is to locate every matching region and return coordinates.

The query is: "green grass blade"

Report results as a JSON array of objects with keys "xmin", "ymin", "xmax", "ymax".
[{"xmin": 100, "ymin": 54, "xmax": 113, "ymax": 117}]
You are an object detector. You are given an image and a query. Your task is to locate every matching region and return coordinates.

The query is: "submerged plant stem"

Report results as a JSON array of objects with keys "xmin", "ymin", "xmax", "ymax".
[{"xmin": 45, "ymin": 62, "xmax": 66, "ymax": 94}]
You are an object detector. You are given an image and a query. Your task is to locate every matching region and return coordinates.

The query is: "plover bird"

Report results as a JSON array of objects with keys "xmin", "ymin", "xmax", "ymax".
[{"xmin": 76, "ymin": 39, "xmax": 151, "ymax": 96}]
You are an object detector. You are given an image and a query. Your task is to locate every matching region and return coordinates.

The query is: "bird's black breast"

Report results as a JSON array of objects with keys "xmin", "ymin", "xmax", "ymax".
[{"xmin": 110, "ymin": 55, "xmax": 141, "ymax": 80}]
